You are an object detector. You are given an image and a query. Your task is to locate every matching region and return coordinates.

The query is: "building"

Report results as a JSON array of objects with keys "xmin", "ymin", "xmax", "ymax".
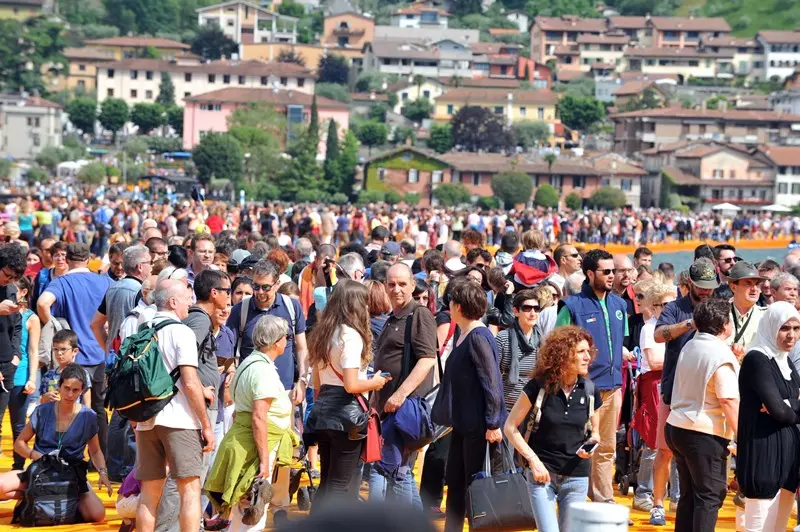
[
  {"xmin": 349, "ymin": 91, "xmax": 390, "ymax": 115},
  {"xmin": 56, "ymin": 47, "xmax": 117, "ymax": 93},
  {"xmin": 612, "ymin": 80, "xmax": 668, "ymax": 110},
  {"xmin": 0, "ymin": 94, "xmax": 62, "ymax": 161},
  {"xmin": 242, "ymin": 42, "xmax": 365, "ymax": 69},
  {"xmin": 0, "ymin": 0, "xmax": 43, "ymax": 20},
  {"xmin": 374, "ymin": 25, "xmax": 479, "ymax": 43},
  {"xmin": 771, "ymin": 89, "xmax": 800, "ymax": 115},
  {"xmin": 644, "ymin": 16, "xmax": 730, "ymax": 48},
  {"xmin": 575, "ymin": 32, "xmax": 628, "ymax": 73},
  {"xmin": 699, "ymin": 35, "xmax": 764, "ymax": 79},
  {"xmin": 182, "ymin": 87, "xmax": 349, "ymax": 152},
  {"xmin": 587, "ymin": 152, "xmax": 646, "ymax": 207},
  {"xmin": 83, "ymin": 37, "xmax": 191, "ymax": 61},
  {"xmin": 363, "ymin": 39, "xmax": 474, "ymax": 78},
  {"xmin": 322, "ymin": 11, "xmax": 374, "ymax": 49},
  {"xmin": 470, "ymin": 42, "xmax": 522, "ymax": 78},
  {"xmin": 389, "ymin": 77, "xmax": 447, "ymax": 114},
  {"xmin": 530, "ymin": 16, "xmax": 606, "ymax": 64},
  {"xmin": 505, "ymin": 10, "xmax": 529, "ymax": 33},
  {"xmin": 612, "ymin": 107, "xmax": 800, "ymax": 157},
  {"xmin": 607, "ymin": 16, "xmax": 648, "ymax": 43},
  {"xmin": 659, "ymin": 142, "xmax": 775, "ymax": 209},
  {"xmin": 760, "ymin": 146, "xmax": 800, "ymax": 206},
  {"xmin": 624, "ymin": 47, "xmax": 733, "ymax": 82},
  {"xmin": 756, "ymin": 30, "xmax": 800, "ymax": 80},
  {"xmin": 390, "ymin": 1, "xmax": 449, "ymax": 29},
  {"xmin": 197, "ymin": 0, "xmax": 297, "ymax": 49},
  {"xmin": 96, "ymin": 58, "xmax": 314, "ymax": 107}
]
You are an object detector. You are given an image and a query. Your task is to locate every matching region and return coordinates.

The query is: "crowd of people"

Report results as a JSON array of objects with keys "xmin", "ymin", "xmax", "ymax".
[{"xmin": 1, "ymin": 194, "xmax": 800, "ymax": 532}]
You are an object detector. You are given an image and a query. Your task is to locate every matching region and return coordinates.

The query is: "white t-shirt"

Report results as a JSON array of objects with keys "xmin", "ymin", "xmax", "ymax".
[
  {"xmin": 136, "ymin": 311, "xmax": 202, "ymax": 432},
  {"xmin": 119, "ymin": 301, "xmax": 157, "ymax": 343},
  {"xmin": 639, "ymin": 317, "xmax": 664, "ymax": 374},
  {"xmin": 318, "ymin": 325, "xmax": 368, "ymax": 387}
]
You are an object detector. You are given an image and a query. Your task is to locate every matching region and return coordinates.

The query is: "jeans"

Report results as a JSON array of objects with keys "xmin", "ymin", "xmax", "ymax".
[
  {"xmin": 368, "ymin": 461, "xmax": 422, "ymax": 508},
  {"xmin": 636, "ymin": 444, "xmax": 680, "ymax": 503},
  {"xmin": 313, "ymin": 430, "xmax": 363, "ymax": 513},
  {"xmin": 421, "ymin": 432, "xmax": 452, "ymax": 510},
  {"xmin": 529, "ymin": 473, "xmax": 590, "ymax": 532},
  {"xmin": 83, "ymin": 363, "xmax": 108, "ymax": 458},
  {"xmin": 106, "ymin": 410, "xmax": 136, "ymax": 482},
  {"xmin": 665, "ymin": 424, "xmax": 729, "ymax": 532},
  {"xmin": 444, "ymin": 430, "xmax": 491, "ymax": 532},
  {"xmin": 9, "ymin": 385, "xmax": 31, "ymax": 470}
]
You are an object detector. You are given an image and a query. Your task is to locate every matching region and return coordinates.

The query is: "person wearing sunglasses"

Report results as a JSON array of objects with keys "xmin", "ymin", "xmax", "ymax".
[
  {"xmin": 713, "ymin": 244, "xmax": 737, "ymax": 286},
  {"xmin": 497, "ymin": 289, "xmax": 542, "ymax": 414},
  {"xmin": 555, "ymin": 248, "xmax": 630, "ymax": 505}
]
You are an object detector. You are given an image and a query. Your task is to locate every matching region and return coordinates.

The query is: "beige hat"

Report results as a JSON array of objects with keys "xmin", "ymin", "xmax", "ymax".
[{"xmin": 4, "ymin": 221, "xmax": 21, "ymax": 238}]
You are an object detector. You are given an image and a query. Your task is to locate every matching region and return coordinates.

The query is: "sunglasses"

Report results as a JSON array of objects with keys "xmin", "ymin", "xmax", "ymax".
[
  {"xmin": 252, "ymin": 282, "xmax": 275, "ymax": 292},
  {"xmin": 213, "ymin": 286, "xmax": 232, "ymax": 294},
  {"xmin": 595, "ymin": 268, "xmax": 616, "ymax": 276},
  {"xmin": 569, "ymin": 253, "xmax": 580, "ymax": 258},
  {"xmin": 520, "ymin": 304, "xmax": 541, "ymax": 313},
  {"xmin": 719, "ymin": 257, "xmax": 736, "ymax": 264}
]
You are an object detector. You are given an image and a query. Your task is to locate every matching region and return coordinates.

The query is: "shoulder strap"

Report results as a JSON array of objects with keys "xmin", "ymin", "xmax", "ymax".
[
  {"xmin": 523, "ymin": 387, "xmax": 547, "ymax": 442},
  {"xmin": 235, "ymin": 297, "xmax": 251, "ymax": 359},
  {"xmin": 584, "ymin": 379, "xmax": 595, "ymax": 435},
  {"xmin": 150, "ymin": 319, "xmax": 181, "ymax": 334},
  {"xmin": 398, "ymin": 307, "xmax": 418, "ymax": 387},
  {"xmin": 233, "ymin": 356, "xmax": 269, "ymax": 402},
  {"xmin": 280, "ymin": 293, "xmax": 296, "ymax": 333}
]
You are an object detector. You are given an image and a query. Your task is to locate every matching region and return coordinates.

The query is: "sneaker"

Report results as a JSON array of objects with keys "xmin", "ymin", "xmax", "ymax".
[
  {"xmin": 633, "ymin": 497, "xmax": 654, "ymax": 512},
  {"xmin": 650, "ymin": 505, "xmax": 667, "ymax": 526},
  {"xmin": 273, "ymin": 510, "xmax": 289, "ymax": 526},
  {"xmin": 669, "ymin": 500, "xmax": 679, "ymax": 513},
  {"xmin": 203, "ymin": 516, "xmax": 230, "ymax": 531}
]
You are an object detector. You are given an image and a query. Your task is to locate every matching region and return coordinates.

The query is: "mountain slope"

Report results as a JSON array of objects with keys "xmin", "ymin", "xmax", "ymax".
[{"xmin": 676, "ymin": 0, "xmax": 800, "ymax": 36}]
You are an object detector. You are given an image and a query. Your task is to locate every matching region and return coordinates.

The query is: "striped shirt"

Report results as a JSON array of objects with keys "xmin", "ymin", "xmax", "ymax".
[{"xmin": 497, "ymin": 328, "xmax": 539, "ymax": 413}]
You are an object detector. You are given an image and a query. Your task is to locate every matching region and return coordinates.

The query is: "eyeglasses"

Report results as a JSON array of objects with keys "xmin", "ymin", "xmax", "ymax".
[
  {"xmin": 520, "ymin": 304, "xmax": 541, "ymax": 313},
  {"xmin": 252, "ymin": 282, "xmax": 275, "ymax": 292},
  {"xmin": 213, "ymin": 286, "xmax": 232, "ymax": 294},
  {"xmin": 0, "ymin": 267, "xmax": 19, "ymax": 281},
  {"xmin": 719, "ymin": 257, "xmax": 736, "ymax": 264},
  {"xmin": 474, "ymin": 263, "xmax": 487, "ymax": 270},
  {"xmin": 595, "ymin": 268, "xmax": 616, "ymax": 276},
  {"xmin": 53, "ymin": 347, "xmax": 74, "ymax": 354}
]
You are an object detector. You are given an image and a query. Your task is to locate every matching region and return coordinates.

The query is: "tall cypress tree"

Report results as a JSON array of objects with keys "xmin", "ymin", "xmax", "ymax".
[
  {"xmin": 323, "ymin": 119, "xmax": 340, "ymax": 190},
  {"xmin": 308, "ymin": 94, "xmax": 320, "ymax": 151}
]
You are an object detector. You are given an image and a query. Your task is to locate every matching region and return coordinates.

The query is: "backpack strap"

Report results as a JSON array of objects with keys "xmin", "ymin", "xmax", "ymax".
[
  {"xmin": 235, "ymin": 296, "xmax": 251, "ymax": 359},
  {"xmin": 280, "ymin": 293, "xmax": 296, "ymax": 334}
]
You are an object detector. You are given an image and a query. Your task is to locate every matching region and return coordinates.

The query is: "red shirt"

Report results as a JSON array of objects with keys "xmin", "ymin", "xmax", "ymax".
[{"xmin": 207, "ymin": 215, "xmax": 223, "ymax": 235}]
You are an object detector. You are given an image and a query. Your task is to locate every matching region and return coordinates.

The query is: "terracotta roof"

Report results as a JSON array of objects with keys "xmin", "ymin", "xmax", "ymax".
[
  {"xmin": 350, "ymin": 92, "xmax": 389, "ymax": 102},
  {"xmin": 758, "ymin": 30, "xmax": 800, "ymax": 44},
  {"xmin": 367, "ymin": 40, "xmax": 438, "ymax": 60},
  {"xmin": 436, "ymin": 88, "xmax": 560, "ymax": 105},
  {"xmin": 85, "ymin": 37, "xmax": 190, "ymax": 50},
  {"xmin": 470, "ymin": 42, "xmax": 522, "ymax": 55},
  {"xmin": 736, "ymin": 94, "xmax": 771, "ymax": 110},
  {"xmin": 488, "ymin": 28, "xmax": 521, "ymax": 36},
  {"xmin": 438, "ymin": 77, "xmax": 521, "ymax": 89},
  {"xmin": 63, "ymin": 47, "xmax": 116, "ymax": 61},
  {"xmin": 701, "ymin": 35, "xmax": 758, "ymax": 47},
  {"xmin": 186, "ymin": 88, "xmax": 349, "ymax": 108},
  {"xmin": 611, "ymin": 107, "xmax": 800, "ymax": 122},
  {"xmin": 590, "ymin": 62, "xmax": 617, "ymax": 71},
  {"xmin": 590, "ymin": 154, "xmax": 647, "ymax": 175},
  {"xmin": 577, "ymin": 33, "xmax": 629, "ymax": 45},
  {"xmin": 608, "ymin": 16, "xmax": 648, "ymax": 29},
  {"xmin": 555, "ymin": 70, "xmax": 588, "ymax": 82},
  {"xmin": 102, "ymin": 58, "xmax": 312, "ymax": 77},
  {"xmin": 640, "ymin": 140, "xmax": 691, "ymax": 155},
  {"xmin": 649, "ymin": 16, "xmax": 731, "ymax": 32},
  {"xmin": 760, "ymin": 146, "xmax": 800, "ymax": 166},
  {"xmin": 438, "ymin": 152, "xmax": 604, "ymax": 175},
  {"xmin": 486, "ymin": 54, "xmax": 517, "ymax": 66},
  {"xmin": 674, "ymin": 144, "xmax": 725, "ymax": 158},
  {"xmin": 23, "ymin": 96, "xmax": 62, "ymax": 109},
  {"xmin": 534, "ymin": 16, "xmax": 606, "ymax": 33},
  {"xmin": 662, "ymin": 167, "xmax": 773, "ymax": 186},
  {"xmin": 393, "ymin": 2, "xmax": 449, "ymax": 17},
  {"xmin": 364, "ymin": 145, "xmax": 449, "ymax": 165},
  {"xmin": 624, "ymin": 46, "xmax": 733, "ymax": 58},
  {"xmin": 612, "ymin": 80, "xmax": 658, "ymax": 96}
]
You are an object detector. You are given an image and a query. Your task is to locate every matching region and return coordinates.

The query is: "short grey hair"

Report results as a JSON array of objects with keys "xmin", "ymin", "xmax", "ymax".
[
  {"xmin": 252, "ymin": 259, "xmax": 279, "ymax": 280},
  {"xmin": 252, "ymin": 315, "xmax": 289, "ymax": 351},
  {"xmin": 443, "ymin": 240, "xmax": 462, "ymax": 259},
  {"xmin": 157, "ymin": 266, "xmax": 188, "ymax": 283},
  {"xmin": 123, "ymin": 245, "xmax": 150, "ymax": 275},
  {"xmin": 565, "ymin": 272, "xmax": 585, "ymax": 297},
  {"xmin": 771, "ymin": 272, "xmax": 799, "ymax": 290},
  {"xmin": 338, "ymin": 252, "xmax": 365, "ymax": 279},
  {"xmin": 153, "ymin": 279, "xmax": 187, "ymax": 311},
  {"xmin": 296, "ymin": 238, "xmax": 313, "ymax": 261}
]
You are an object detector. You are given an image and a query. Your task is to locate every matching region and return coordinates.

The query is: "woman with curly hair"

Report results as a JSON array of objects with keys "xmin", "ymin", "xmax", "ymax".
[{"xmin": 504, "ymin": 326, "xmax": 602, "ymax": 532}]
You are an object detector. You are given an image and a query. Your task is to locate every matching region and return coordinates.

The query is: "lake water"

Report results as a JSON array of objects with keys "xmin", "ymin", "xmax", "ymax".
[{"xmin": 651, "ymin": 247, "xmax": 788, "ymax": 274}]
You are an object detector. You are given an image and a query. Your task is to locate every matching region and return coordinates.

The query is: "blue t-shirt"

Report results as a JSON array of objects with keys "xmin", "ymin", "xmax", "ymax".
[
  {"xmin": 227, "ymin": 295, "xmax": 306, "ymax": 389},
  {"xmin": 30, "ymin": 402, "xmax": 98, "ymax": 462},
  {"xmin": 45, "ymin": 271, "xmax": 113, "ymax": 366},
  {"xmin": 336, "ymin": 216, "xmax": 349, "ymax": 233},
  {"xmin": 655, "ymin": 294, "xmax": 696, "ymax": 405},
  {"xmin": 14, "ymin": 310, "xmax": 34, "ymax": 387},
  {"xmin": 40, "ymin": 367, "xmax": 93, "ymax": 401}
]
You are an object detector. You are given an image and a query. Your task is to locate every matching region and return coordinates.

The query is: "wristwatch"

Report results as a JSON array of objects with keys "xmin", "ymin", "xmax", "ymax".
[{"xmin": 685, "ymin": 319, "xmax": 694, "ymax": 330}]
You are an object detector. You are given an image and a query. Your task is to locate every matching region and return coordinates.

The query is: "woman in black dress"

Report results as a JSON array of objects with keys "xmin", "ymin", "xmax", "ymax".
[{"xmin": 738, "ymin": 301, "xmax": 800, "ymax": 532}]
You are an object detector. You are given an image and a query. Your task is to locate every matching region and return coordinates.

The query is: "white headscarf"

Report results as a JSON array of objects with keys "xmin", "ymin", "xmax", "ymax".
[{"xmin": 747, "ymin": 301, "xmax": 800, "ymax": 379}]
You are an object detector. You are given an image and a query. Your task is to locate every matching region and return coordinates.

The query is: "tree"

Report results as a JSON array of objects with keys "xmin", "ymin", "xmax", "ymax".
[
  {"xmin": 318, "ymin": 54, "xmax": 349, "ymax": 85},
  {"xmin": 511, "ymin": 120, "xmax": 550, "ymax": 150},
  {"xmin": 588, "ymin": 186, "xmax": 627, "ymax": 210},
  {"xmin": 156, "ymin": 72, "xmax": 175, "ymax": 107},
  {"xmin": 279, "ymin": 127, "xmax": 323, "ymax": 199},
  {"xmin": 450, "ymin": 106, "xmax": 509, "ymax": 152},
  {"xmin": 192, "ymin": 132, "xmax": 244, "ymax": 185},
  {"xmin": 433, "ymin": 183, "xmax": 471, "ymax": 207},
  {"xmin": 98, "ymin": 98, "xmax": 129, "ymax": 142},
  {"xmin": 65, "ymin": 97, "xmax": 97, "ymax": 135},
  {"xmin": 167, "ymin": 105, "xmax": 184, "ymax": 136},
  {"xmin": 403, "ymin": 192, "xmax": 420, "ymax": 206},
  {"xmin": 544, "ymin": 152, "xmax": 557, "ymax": 173},
  {"xmin": 131, "ymin": 103, "xmax": 165, "ymax": 135},
  {"xmin": 308, "ymin": 95, "xmax": 320, "ymax": 151},
  {"xmin": 385, "ymin": 190, "xmax": 402, "ymax": 205},
  {"xmin": 228, "ymin": 102, "xmax": 286, "ymax": 136},
  {"xmin": 477, "ymin": 196, "xmax": 500, "ymax": 209},
  {"xmin": 565, "ymin": 191, "xmax": 583, "ymax": 210},
  {"xmin": 0, "ymin": 159, "xmax": 10, "ymax": 181},
  {"xmin": 323, "ymin": 119, "xmax": 340, "ymax": 187},
  {"xmin": 191, "ymin": 26, "xmax": 238, "ymax": 61},
  {"xmin": 76, "ymin": 161, "xmax": 107, "ymax": 185},
  {"xmin": 533, "ymin": 183, "xmax": 560, "ymax": 208},
  {"xmin": 369, "ymin": 103, "xmax": 388, "ymax": 122},
  {"xmin": 492, "ymin": 171, "xmax": 533, "ymax": 208},
  {"xmin": 0, "ymin": 18, "xmax": 67, "ymax": 94},
  {"xmin": 427, "ymin": 124, "xmax": 453, "ymax": 154},
  {"xmin": 557, "ymin": 94, "xmax": 605, "ymax": 132},
  {"xmin": 355, "ymin": 121, "xmax": 388, "ymax": 155},
  {"xmin": 278, "ymin": 49, "xmax": 306, "ymax": 66},
  {"xmin": 337, "ymin": 130, "xmax": 359, "ymax": 195},
  {"xmin": 35, "ymin": 147, "xmax": 68, "ymax": 174},
  {"xmin": 277, "ymin": 0, "xmax": 305, "ymax": 17},
  {"xmin": 26, "ymin": 166, "xmax": 49, "ymax": 184},
  {"xmin": 315, "ymin": 82, "xmax": 351, "ymax": 102},
  {"xmin": 413, "ymin": 74, "xmax": 425, "ymax": 97},
  {"xmin": 392, "ymin": 126, "xmax": 415, "ymax": 145},
  {"xmin": 123, "ymin": 137, "xmax": 149, "ymax": 157},
  {"xmin": 401, "ymin": 98, "xmax": 433, "ymax": 122}
]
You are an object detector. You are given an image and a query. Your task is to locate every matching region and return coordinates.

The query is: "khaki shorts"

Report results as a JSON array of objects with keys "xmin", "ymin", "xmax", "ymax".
[
  {"xmin": 655, "ymin": 400, "xmax": 671, "ymax": 451},
  {"xmin": 136, "ymin": 426, "xmax": 203, "ymax": 481}
]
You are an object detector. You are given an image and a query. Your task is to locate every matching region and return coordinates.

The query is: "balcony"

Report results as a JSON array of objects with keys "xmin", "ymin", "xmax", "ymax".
[
  {"xmin": 641, "ymin": 132, "xmax": 656, "ymax": 143},
  {"xmin": 729, "ymin": 135, "xmax": 759, "ymax": 144},
  {"xmin": 333, "ymin": 27, "xmax": 365, "ymax": 36}
]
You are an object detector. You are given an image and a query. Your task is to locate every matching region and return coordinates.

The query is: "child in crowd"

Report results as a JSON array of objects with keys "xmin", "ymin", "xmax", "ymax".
[
  {"xmin": 116, "ymin": 467, "xmax": 140, "ymax": 532},
  {"xmin": 39, "ymin": 329, "xmax": 91, "ymax": 406}
]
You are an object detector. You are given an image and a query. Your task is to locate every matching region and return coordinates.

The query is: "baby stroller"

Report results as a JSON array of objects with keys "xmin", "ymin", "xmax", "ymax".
[
  {"xmin": 288, "ymin": 405, "xmax": 317, "ymax": 511},
  {"xmin": 615, "ymin": 349, "xmax": 644, "ymax": 496}
]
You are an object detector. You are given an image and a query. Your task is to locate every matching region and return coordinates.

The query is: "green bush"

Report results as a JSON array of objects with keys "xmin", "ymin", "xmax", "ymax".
[
  {"xmin": 296, "ymin": 189, "xmax": 325, "ymax": 203},
  {"xmin": 403, "ymin": 192, "xmax": 420, "ymax": 206},
  {"xmin": 564, "ymin": 192, "xmax": 583, "ymax": 210},
  {"xmin": 477, "ymin": 196, "xmax": 500, "ymax": 209},
  {"xmin": 588, "ymin": 186, "xmax": 627, "ymax": 210},
  {"xmin": 106, "ymin": 165, "xmax": 121, "ymax": 177},
  {"xmin": 433, "ymin": 183, "xmax": 471, "ymax": 207},
  {"xmin": 358, "ymin": 190, "xmax": 385, "ymax": 204},
  {"xmin": 385, "ymin": 190, "xmax": 402, "ymax": 205},
  {"xmin": 331, "ymin": 192, "xmax": 349, "ymax": 204},
  {"xmin": 25, "ymin": 166, "xmax": 48, "ymax": 183},
  {"xmin": 77, "ymin": 161, "xmax": 107, "ymax": 185}
]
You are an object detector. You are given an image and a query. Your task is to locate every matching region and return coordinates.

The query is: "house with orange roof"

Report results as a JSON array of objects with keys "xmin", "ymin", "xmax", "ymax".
[
  {"xmin": 529, "ymin": 15, "xmax": 607, "ymax": 64},
  {"xmin": 84, "ymin": 37, "xmax": 191, "ymax": 61},
  {"xmin": 390, "ymin": 1, "xmax": 449, "ymax": 29},
  {"xmin": 196, "ymin": 0, "xmax": 298, "ymax": 50},
  {"xmin": 756, "ymin": 29, "xmax": 800, "ymax": 80},
  {"xmin": 760, "ymin": 146, "xmax": 800, "ymax": 206}
]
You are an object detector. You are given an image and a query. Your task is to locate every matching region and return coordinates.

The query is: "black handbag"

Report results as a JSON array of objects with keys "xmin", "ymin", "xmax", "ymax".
[{"xmin": 467, "ymin": 441, "xmax": 537, "ymax": 532}]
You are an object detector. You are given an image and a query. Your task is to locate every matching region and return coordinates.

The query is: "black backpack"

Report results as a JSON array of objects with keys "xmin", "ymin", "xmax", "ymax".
[{"xmin": 13, "ymin": 454, "xmax": 83, "ymax": 526}]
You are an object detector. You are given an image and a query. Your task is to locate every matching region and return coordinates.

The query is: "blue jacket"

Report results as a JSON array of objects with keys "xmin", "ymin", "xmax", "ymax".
[
  {"xmin": 376, "ymin": 397, "xmax": 430, "ymax": 481},
  {"xmin": 561, "ymin": 284, "xmax": 626, "ymax": 390}
]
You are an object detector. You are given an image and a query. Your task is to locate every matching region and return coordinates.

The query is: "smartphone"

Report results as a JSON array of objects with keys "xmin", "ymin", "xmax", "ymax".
[
  {"xmin": 380, "ymin": 371, "xmax": 391, "ymax": 378},
  {"xmin": 578, "ymin": 442, "xmax": 599, "ymax": 455}
]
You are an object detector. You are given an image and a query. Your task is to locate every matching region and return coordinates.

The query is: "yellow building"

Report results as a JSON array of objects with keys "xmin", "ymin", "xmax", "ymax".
[
  {"xmin": 83, "ymin": 36, "xmax": 191, "ymax": 61},
  {"xmin": 242, "ymin": 42, "xmax": 364, "ymax": 69},
  {"xmin": 434, "ymin": 88, "xmax": 560, "ymax": 124},
  {"xmin": 0, "ymin": 0, "xmax": 43, "ymax": 20},
  {"xmin": 55, "ymin": 47, "xmax": 117, "ymax": 93}
]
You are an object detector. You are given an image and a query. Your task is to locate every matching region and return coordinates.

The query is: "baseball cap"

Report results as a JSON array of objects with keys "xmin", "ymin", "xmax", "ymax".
[
  {"xmin": 381, "ymin": 242, "xmax": 401, "ymax": 259},
  {"xmin": 66, "ymin": 243, "xmax": 91, "ymax": 263},
  {"xmin": 229, "ymin": 249, "xmax": 251, "ymax": 266},
  {"xmin": 689, "ymin": 258, "xmax": 719, "ymax": 290},
  {"xmin": 727, "ymin": 261, "xmax": 767, "ymax": 282}
]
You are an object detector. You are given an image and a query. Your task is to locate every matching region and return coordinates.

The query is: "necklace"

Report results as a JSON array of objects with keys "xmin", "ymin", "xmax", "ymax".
[{"xmin": 55, "ymin": 400, "xmax": 79, "ymax": 451}]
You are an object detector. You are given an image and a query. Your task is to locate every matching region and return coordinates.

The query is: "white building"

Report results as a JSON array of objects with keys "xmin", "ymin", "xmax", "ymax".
[
  {"xmin": 0, "ymin": 94, "xmax": 62, "ymax": 161},
  {"xmin": 505, "ymin": 10, "xmax": 528, "ymax": 33},
  {"xmin": 389, "ymin": 2, "xmax": 449, "ymax": 29},
  {"xmin": 762, "ymin": 146, "xmax": 800, "ymax": 206},
  {"xmin": 96, "ymin": 58, "xmax": 314, "ymax": 107},
  {"xmin": 771, "ymin": 90, "xmax": 800, "ymax": 115},
  {"xmin": 197, "ymin": 0, "xmax": 297, "ymax": 49},
  {"xmin": 757, "ymin": 30, "xmax": 800, "ymax": 80},
  {"xmin": 364, "ymin": 40, "xmax": 474, "ymax": 78}
]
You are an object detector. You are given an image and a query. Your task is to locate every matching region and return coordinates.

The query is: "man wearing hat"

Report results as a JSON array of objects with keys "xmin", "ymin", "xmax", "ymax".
[
  {"xmin": 649, "ymin": 258, "xmax": 718, "ymax": 525},
  {"xmin": 725, "ymin": 261, "xmax": 768, "ymax": 355},
  {"xmin": 380, "ymin": 241, "xmax": 401, "ymax": 264}
]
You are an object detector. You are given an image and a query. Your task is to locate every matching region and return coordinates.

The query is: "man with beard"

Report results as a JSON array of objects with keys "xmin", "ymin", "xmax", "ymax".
[
  {"xmin": 648, "ymin": 258, "xmax": 718, "ymax": 526},
  {"xmin": 756, "ymin": 259, "xmax": 780, "ymax": 306},
  {"xmin": 724, "ymin": 262, "xmax": 767, "ymax": 357},
  {"xmin": 712, "ymin": 244, "xmax": 737, "ymax": 299},
  {"xmin": 556, "ymin": 249, "xmax": 631, "ymax": 504}
]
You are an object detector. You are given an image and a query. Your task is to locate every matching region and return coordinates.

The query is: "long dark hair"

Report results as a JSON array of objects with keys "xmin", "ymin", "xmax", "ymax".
[{"xmin": 308, "ymin": 280, "xmax": 373, "ymax": 370}]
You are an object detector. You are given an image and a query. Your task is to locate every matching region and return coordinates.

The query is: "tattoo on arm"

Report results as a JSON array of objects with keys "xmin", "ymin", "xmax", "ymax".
[{"xmin": 662, "ymin": 328, "xmax": 673, "ymax": 341}]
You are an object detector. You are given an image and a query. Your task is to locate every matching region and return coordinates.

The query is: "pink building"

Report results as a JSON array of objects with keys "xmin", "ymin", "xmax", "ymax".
[{"xmin": 183, "ymin": 87, "xmax": 350, "ymax": 155}]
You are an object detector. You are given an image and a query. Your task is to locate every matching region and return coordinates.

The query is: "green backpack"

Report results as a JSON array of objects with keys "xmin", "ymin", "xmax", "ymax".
[{"xmin": 106, "ymin": 319, "xmax": 182, "ymax": 422}]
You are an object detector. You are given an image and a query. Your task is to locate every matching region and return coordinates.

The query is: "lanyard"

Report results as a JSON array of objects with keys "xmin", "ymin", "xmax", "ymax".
[{"xmin": 731, "ymin": 303, "xmax": 754, "ymax": 345}]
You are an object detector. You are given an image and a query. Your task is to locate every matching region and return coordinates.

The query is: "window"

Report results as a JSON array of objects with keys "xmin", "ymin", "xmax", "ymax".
[
  {"xmin": 238, "ymin": 75, "xmax": 245, "ymax": 85},
  {"xmin": 107, "ymin": 68, "xmax": 115, "ymax": 78},
  {"xmin": 432, "ymin": 171, "xmax": 442, "ymax": 184},
  {"xmin": 423, "ymin": 90, "xmax": 430, "ymax": 98},
  {"xmin": 729, "ymin": 169, "xmax": 736, "ymax": 179},
  {"xmin": 573, "ymin": 175, "xmax": 586, "ymax": 188},
  {"xmin": 130, "ymin": 70, "xmax": 138, "ymax": 80},
  {"xmin": 261, "ymin": 76, "xmax": 268, "ymax": 85},
  {"xmin": 107, "ymin": 88, "xmax": 114, "ymax": 97},
  {"xmin": 130, "ymin": 89, "xmax": 138, "ymax": 98},
  {"xmin": 77, "ymin": 80, "xmax": 85, "ymax": 91},
  {"xmin": 185, "ymin": 73, "xmax": 192, "ymax": 82},
  {"xmin": 713, "ymin": 169, "xmax": 723, "ymax": 178},
  {"xmin": 494, "ymin": 106, "xmax": 503, "ymax": 115},
  {"xmin": 184, "ymin": 92, "xmax": 191, "ymax": 98},
  {"xmin": 146, "ymin": 71, "xmax": 153, "ymax": 80},
  {"xmin": 378, "ymin": 168, "xmax": 386, "ymax": 181},
  {"xmin": 552, "ymin": 175, "xmax": 562, "ymax": 189},
  {"xmin": 280, "ymin": 77, "xmax": 288, "ymax": 86},
  {"xmin": 793, "ymin": 184, "xmax": 800, "ymax": 195},
  {"xmin": 298, "ymin": 78, "xmax": 305, "ymax": 87},
  {"xmin": 473, "ymin": 173, "xmax": 480, "ymax": 186},
  {"xmin": 519, "ymin": 106, "xmax": 526, "ymax": 117},
  {"xmin": 208, "ymin": 74, "xmax": 216, "ymax": 83},
  {"xmin": 402, "ymin": 92, "xmax": 409, "ymax": 101},
  {"xmin": 223, "ymin": 74, "xmax": 231, "ymax": 84},
  {"xmin": 78, "ymin": 64, "xmax": 86, "ymax": 71},
  {"xmin": 408, "ymin": 169, "xmax": 419, "ymax": 183},
  {"xmin": 32, "ymin": 133, "xmax": 40, "ymax": 147},
  {"xmin": 538, "ymin": 107, "xmax": 544, "ymax": 120},
  {"xmin": 621, "ymin": 179, "xmax": 632, "ymax": 191},
  {"xmin": 146, "ymin": 90, "xmax": 153, "ymax": 99},
  {"xmin": 447, "ymin": 104, "xmax": 454, "ymax": 115}
]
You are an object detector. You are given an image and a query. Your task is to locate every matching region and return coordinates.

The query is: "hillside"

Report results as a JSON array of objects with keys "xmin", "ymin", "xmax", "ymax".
[{"xmin": 676, "ymin": 0, "xmax": 800, "ymax": 36}]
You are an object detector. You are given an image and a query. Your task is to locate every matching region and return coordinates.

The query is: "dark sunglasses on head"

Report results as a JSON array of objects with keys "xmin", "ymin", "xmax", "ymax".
[
  {"xmin": 520, "ymin": 304, "xmax": 541, "ymax": 313},
  {"xmin": 595, "ymin": 268, "xmax": 616, "ymax": 276},
  {"xmin": 253, "ymin": 282, "xmax": 274, "ymax": 292}
]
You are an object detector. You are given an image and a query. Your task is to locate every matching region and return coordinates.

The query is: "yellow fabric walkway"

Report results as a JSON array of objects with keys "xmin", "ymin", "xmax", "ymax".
[{"xmin": 0, "ymin": 420, "xmax": 791, "ymax": 531}]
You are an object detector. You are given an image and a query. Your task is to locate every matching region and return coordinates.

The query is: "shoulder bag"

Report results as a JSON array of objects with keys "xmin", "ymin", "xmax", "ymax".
[{"xmin": 329, "ymin": 364, "xmax": 382, "ymax": 463}]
